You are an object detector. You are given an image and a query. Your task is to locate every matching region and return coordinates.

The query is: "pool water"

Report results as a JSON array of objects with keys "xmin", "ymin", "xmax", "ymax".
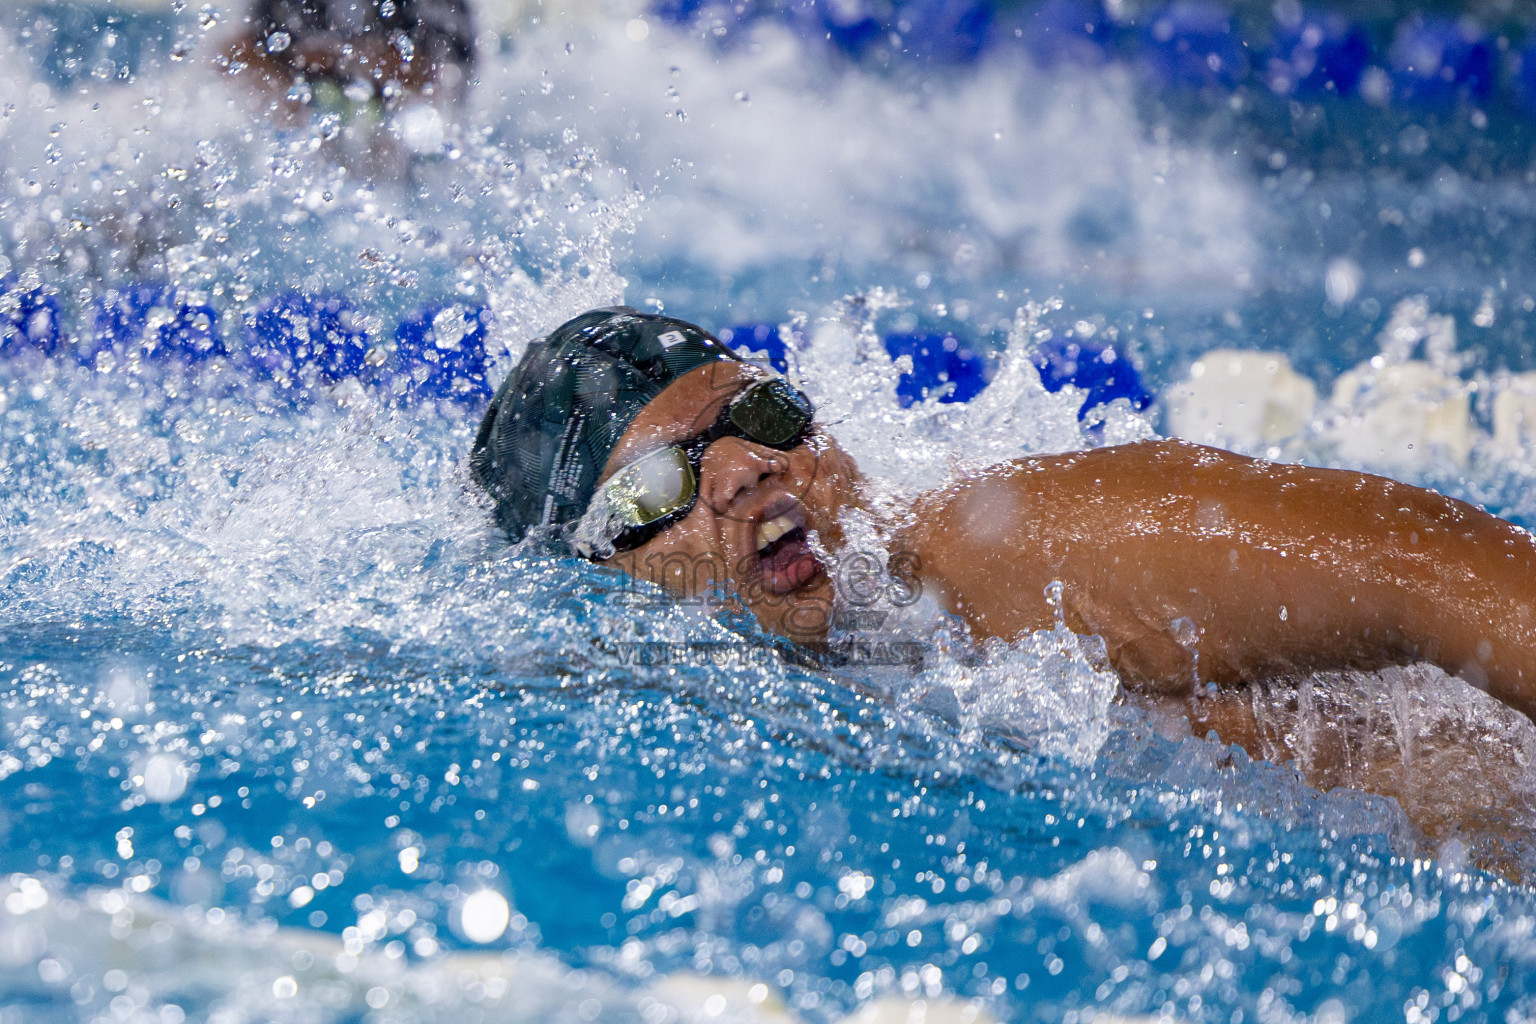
[{"xmin": 5, "ymin": 1, "xmax": 1536, "ymax": 1021}]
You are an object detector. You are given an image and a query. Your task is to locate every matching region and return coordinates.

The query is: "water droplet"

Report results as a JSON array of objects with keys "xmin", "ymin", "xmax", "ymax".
[
  {"xmin": 1325, "ymin": 257, "xmax": 1362, "ymax": 306},
  {"xmin": 457, "ymin": 890, "xmax": 510, "ymax": 943},
  {"xmin": 140, "ymin": 754, "xmax": 188, "ymax": 803}
]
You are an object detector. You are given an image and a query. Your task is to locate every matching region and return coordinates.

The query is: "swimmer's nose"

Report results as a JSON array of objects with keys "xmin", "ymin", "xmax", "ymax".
[{"xmin": 698, "ymin": 437, "xmax": 790, "ymax": 514}]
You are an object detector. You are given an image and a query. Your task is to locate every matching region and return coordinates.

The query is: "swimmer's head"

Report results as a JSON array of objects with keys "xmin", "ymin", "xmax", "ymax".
[
  {"xmin": 240, "ymin": 0, "xmax": 475, "ymax": 98},
  {"xmin": 470, "ymin": 307, "xmax": 742, "ymax": 544},
  {"xmin": 472, "ymin": 308, "xmax": 864, "ymax": 644}
]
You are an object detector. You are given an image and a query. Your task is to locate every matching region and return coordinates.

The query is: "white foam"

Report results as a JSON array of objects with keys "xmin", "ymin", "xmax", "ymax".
[
  {"xmin": 1162, "ymin": 295, "xmax": 1536, "ymax": 488},
  {"xmin": 1324, "ymin": 358, "xmax": 1474, "ymax": 470},
  {"xmin": 1033, "ymin": 848, "xmax": 1155, "ymax": 911},
  {"xmin": 794, "ymin": 297, "xmax": 1151, "ymax": 500},
  {"xmin": 840, "ymin": 997, "xmax": 997, "ymax": 1024},
  {"xmin": 1164, "ymin": 348, "xmax": 1317, "ymax": 449},
  {"xmin": 1492, "ymin": 372, "xmax": 1536, "ymax": 454},
  {"xmin": 905, "ymin": 616, "xmax": 1122, "ymax": 769},
  {"xmin": 0, "ymin": 880, "xmax": 620, "ymax": 1022},
  {"xmin": 467, "ymin": 11, "xmax": 1259, "ymax": 298}
]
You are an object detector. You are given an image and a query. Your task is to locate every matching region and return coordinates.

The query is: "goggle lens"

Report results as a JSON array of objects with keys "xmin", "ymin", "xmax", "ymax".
[
  {"xmin": 727, "ymin": 379, "xmax": 813, "ymax": 448},
  {"xmin": 607, "ymin": 446, "xmax": 696, "ymax": 527}
]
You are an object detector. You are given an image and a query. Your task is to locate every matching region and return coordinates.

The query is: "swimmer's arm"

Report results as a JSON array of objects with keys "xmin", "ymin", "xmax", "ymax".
[{"xmin": 903, "ymin": 439, "xmax": 1536, "ymax": 720}]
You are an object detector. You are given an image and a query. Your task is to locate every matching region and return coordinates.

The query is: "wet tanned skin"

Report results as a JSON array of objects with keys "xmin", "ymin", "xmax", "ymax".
[{"xmin": 901, "ymin": 439, "xmax": 1536, "ymax": 725}]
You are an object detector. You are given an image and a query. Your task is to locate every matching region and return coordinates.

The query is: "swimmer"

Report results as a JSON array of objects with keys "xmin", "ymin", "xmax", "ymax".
[
  {"xmin": 225, "ymin": 0, "xmax": 475, "ymax": 110},
  {"xmin": 471, "ymin": 309, "xmax": 1536, "ymax": 821}
]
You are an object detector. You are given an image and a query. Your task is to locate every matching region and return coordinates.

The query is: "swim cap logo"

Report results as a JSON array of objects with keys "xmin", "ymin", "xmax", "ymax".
[{"xmin": 657, "ymin": 330, "xmax": 687, "ymax": 350}]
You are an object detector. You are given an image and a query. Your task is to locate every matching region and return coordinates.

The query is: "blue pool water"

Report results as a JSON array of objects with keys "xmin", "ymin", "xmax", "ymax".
[{"xmin": 6, "ymin": 1, "xmax": 1536, "ymax": 1021}]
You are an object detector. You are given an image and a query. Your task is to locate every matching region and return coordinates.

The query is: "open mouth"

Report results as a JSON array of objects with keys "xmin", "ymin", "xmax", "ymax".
[
  {"xmin": 756, "ymin": 514, "xmax": 803, "ymax": 558},
  {"xmin": 754, "ymin": 511, "xmax": 821, "ymax": 594}
]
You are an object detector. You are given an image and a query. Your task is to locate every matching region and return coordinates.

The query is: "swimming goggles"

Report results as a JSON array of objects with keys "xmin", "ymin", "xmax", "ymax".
[{"xmin": 571, "ymin": 378, "xmax": 815, "ymax": 557}]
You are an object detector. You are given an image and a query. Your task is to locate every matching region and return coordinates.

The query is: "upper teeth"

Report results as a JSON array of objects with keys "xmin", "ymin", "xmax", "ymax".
[{"xmin": 757, "ymin": 514, "xmax": 796, "ymax": 553}]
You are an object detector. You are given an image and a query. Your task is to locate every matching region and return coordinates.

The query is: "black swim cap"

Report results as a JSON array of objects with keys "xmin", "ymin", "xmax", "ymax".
[{"xmin": 470, "ymin": 307, "xmax": 739, "ymax": 543}]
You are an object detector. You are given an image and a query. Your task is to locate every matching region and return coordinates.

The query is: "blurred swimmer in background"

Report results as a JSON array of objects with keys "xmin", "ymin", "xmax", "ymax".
[
  {"xmin": 472, "ymin": 308, "xmax": 1536, "ymax": 847},
  {"xmin": 223, "ymin": 0, "xmax": 475, "ymax": 165},
  {"xmin": 230, "ymin": 0, "xmax": 475, "ymax": 102}
]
